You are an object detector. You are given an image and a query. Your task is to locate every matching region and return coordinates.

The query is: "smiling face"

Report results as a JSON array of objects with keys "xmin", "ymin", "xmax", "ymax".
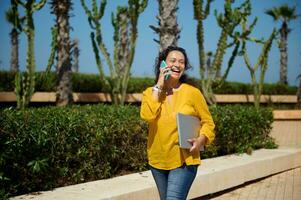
[{"xmin": 165, "ymin": 50, "xmax": 185, "ymax": 80}]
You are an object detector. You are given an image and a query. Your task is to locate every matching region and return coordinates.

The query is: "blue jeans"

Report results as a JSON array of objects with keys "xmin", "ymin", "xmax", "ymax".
[{"xmin": 150, "ymin": 164, "xmax": 198, "ymax": 200}]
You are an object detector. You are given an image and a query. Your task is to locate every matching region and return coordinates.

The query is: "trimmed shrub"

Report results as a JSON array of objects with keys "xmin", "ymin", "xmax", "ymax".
[
  {"xmin": 0, "ymin": 71, "xmax": 297, "ymax": 94},
  {"xmin": 35, "ymin": 72, "xmax": 56, "ymax": 92},
  {"xmin": 0, "ymin": 104, "xmax": 277, "ymax": 197},
  {"xmin": 0, "ymin": 105, "xmax": 148, "ymax": 197},
  {"xmin": 127, "ymin": 77, "xmax": 155, "ymax": 93},
  {"xmin": 261, "ymin": 82, "xmax": 297, "ymax": 95},
  {"xmin": 0, "ymin": 71, "xmax": 15, "ymax": 91},
  {"xmin": 212, "ymin": 81, "xmax": 253, "ymax": 94},
  {"xmin": 71, "ymin": 73, "xmax": 104, "ymax": 92},
  {"xmin": 205, "ymin": 105, "xmax": 277, "ymax": 158}
]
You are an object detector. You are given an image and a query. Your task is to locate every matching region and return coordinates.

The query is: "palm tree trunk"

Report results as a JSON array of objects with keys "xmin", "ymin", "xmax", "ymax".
[
  {"xmin": 51, "ymin": 0, "xmax": 73, "ymax": 106},
  {"xmin": 150, "ymin": 0, "xmax": 180, "ymax": 52},
  {"xmin": 71, "ymin": 39, "xmax": 79, "ymax": 72},
  {"xmin": 296, "ymin": 76, "xmax": 301, "ymax": 109},
  {"xmin": 159, "ymin": 0, "xmax": 180, "ymax": 51},
  {"xmin": 118, "ymin": 10, "xmax": 130, "ymax": 104},
  {"xmin": 279, "ymin": 22, "xmax": 288, "ymax": 84},
  {"xmin": 10, "ymin": 28, "xmax": 19, "ymax": 72}
]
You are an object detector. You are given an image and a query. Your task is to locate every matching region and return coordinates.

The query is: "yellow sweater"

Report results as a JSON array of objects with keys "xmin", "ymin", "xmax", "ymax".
[{"xmin": 140, "ymin": 83, "xmax": 215, "ymax": 170}]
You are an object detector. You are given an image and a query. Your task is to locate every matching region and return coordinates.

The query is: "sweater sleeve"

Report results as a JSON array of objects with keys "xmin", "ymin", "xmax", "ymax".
[
  {"xmin": 140, "ymin": 87, "xmax": 162, "ymax": 123},
  {"xmin": 193, "ymin": 89, "xmax": 215, "ymax": 145}
]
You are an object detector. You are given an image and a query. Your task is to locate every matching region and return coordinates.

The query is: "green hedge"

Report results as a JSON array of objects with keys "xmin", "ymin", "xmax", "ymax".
[
  {"xmin": 208, "ymin": 105, "xmax": 276, "ymax": 156},
  {"xmin": 0, "ymin": 71, "xmax": 297, "ymax": 94},
  {"xmin": 0, "ymin": 104, "xmax": 277, "ymax": 198},
  {"xmin": 0, "ymin": 105, "xmax": 148, "ymax": 197}
]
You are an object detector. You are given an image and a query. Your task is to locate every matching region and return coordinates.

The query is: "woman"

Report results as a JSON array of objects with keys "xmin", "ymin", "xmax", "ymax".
[{"xmin": 140, "ymin": 46, "xmax": 215, "ymax": 200}]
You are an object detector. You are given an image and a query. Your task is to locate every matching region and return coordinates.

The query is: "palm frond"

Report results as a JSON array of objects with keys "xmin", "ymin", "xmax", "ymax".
[
  {"xmin": 265, "ymin": 4, "xmax": 299, "ymax": 22},
  {"xmin": 264, "ymin": 9, "xmax": 279, "ymax": 21},
  {"xmin": 5, "ymin": 4, "xmax": 24, "ymax": 31}
]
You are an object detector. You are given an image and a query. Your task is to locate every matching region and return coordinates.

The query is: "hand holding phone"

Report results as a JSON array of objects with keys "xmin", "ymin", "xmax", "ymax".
[{"xmin": 160, "ymin": 60, "xmax": 171, "ymax": 80}]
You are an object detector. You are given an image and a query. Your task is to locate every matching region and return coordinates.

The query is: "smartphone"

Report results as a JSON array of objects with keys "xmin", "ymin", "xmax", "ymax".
[{"xmin": 160, "ymin": 60, "xmax": 170, "ymax": 80}]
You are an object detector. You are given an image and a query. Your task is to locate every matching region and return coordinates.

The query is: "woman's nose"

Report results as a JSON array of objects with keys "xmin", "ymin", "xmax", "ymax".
[{"xmin": 173, "ymin": 61, "xmax": 180, "ymax": 67}]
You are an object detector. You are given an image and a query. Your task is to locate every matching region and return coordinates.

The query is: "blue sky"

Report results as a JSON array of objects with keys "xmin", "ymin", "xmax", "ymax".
[{"xmin": 0, "ymin": 0, "xmax": 300, "ymax": 86}]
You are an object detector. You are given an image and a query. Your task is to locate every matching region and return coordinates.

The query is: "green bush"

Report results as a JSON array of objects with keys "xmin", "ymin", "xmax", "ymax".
[
  {"xmin": 261, "ymin": 82, "xmax": 297, "ymax": 95},
  {"xmin": 205, "ymin": 105, "xmax": 277, "ymax": 158},
  {"xmin": 127, "ymin": 77, "xmax": 155, "ymax": 93},
  {"xmin": 35, "ymin": 72, "xmax": 57, "ymax": 91},
  {"xmin": 212, "ymin": 81, "xmax": 297, "ymax": 95},
  {"xmin": 0, "ymin": 104, "xmax": 277, "ymax": 197},
  {"xmin": 212, "ymin": 81, "xmax": 252, "ymax": 94},
  {"xmin": 0, "ymin": 71, "xmax": 297, "ymax": 94},
  {"xmin": 0, "ymin": 71, "xmax": 15, "ymax": 91},
  {"xmin": 0, "ymin": 105, "xmax": 148, "ymax": 197},
  {"xmin": 71, "ymin": 73, "xmax": 104, "ymax": 92}
]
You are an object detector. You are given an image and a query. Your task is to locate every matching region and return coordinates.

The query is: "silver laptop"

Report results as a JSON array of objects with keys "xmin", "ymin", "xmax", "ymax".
[{"xmin": 176, "ymin": 113, "xmax": 204, "ymax": 151}]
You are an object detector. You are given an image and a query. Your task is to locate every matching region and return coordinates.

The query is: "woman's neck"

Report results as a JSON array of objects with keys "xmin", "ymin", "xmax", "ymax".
[{"xmin": 164, "ymin": 79, "xmax": 181, "ymax": 90}]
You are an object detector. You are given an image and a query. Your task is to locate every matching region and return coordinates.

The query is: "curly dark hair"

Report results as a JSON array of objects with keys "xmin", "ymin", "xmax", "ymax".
[{"xmin": 154, "ymin": 46, "xmax": 193, "ymax": 83}]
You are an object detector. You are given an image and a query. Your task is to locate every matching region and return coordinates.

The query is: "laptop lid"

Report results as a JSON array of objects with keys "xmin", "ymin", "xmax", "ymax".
[{"xmin": 176, "ymin": 113, "xmax": 204, "ymax": 151}]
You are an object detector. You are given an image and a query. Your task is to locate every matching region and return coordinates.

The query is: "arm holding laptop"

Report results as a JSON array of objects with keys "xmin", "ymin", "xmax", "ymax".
[
  {"xmin": 188, "ymin": 134, "xmax": 207, "ymax": 153},
  {"xmin": 187, "ymin": 88, "xmax": 215, "ymax": 154}
]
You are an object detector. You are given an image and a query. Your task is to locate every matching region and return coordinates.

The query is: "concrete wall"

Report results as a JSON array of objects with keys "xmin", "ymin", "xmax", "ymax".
[
  {"xmin": 271, "ymin": 110, "xmax": 301, "ymax": 147},
  {"xmin": 271, "ymin": 120, "xmax": 301, "ymax": 147}
]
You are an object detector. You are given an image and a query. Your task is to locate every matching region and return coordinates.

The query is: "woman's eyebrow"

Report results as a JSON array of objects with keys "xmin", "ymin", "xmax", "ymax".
[{"xmin": 169, "ymin": 57, "xmax": 184, "ymax": 61}]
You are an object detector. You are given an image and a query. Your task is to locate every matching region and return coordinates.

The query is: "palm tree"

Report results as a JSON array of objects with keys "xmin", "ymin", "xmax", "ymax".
[
  {"xmin": 50, "ymin": 0, "xmax": 73, "ymax": 106},
  {"xmin": 296, "ymin": 73, "xmax": 301, "ymax": 108},
  {"xmin": 150, "ymin": 0, "xmax": 180, "ymax": 52},
  {"xmin": 265, "ymin": 4, "xmax": 299, "ymax": 85},
  {"xmin": 5, "ymin": 0, "xmax": 24, "ymax": 72},
  {"xmin": 71, "ymin": 38, "xmax": 79, "ymax": 72}
]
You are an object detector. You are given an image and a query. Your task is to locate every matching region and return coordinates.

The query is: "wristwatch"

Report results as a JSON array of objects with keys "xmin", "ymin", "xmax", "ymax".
[{"xmin": 152, "ymin": 85, "xmax": 163, "ymax": 93}]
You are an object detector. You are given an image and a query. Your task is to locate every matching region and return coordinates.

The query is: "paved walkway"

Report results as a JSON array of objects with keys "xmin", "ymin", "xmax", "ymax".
[
  {"xmin": 194, "ymin": 167, "xmax": 301, "ymax": 200},
  {"xmin": 11, "ymin": 148, "xmax": 301, "ymax": 200}
]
